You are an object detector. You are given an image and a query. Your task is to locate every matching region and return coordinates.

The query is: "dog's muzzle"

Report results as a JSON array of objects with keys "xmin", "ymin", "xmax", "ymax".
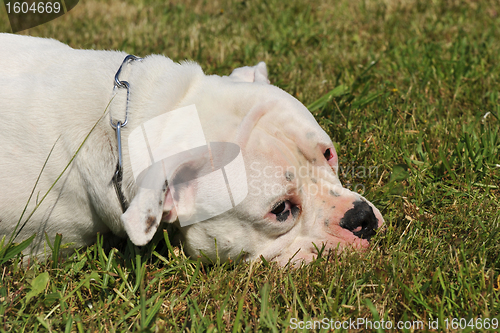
[{"xmin": 339, "ymin": 201, "xmax": 379, "ymax": 240}]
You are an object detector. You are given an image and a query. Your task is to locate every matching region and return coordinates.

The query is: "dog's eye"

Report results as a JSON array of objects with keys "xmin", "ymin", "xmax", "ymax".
[
  {"xmin": 271, "ymin": 201, "xmax": 287, "ymax": 215},
  {"xmin": 324, "ymin": 148, "xmax": 332, "ymax": 161},
  {"xmin": 271, "ymin": 200, "xmax": 299, "ymax": 222},
  {"xmin": 324, "ymin": 147, "xmax": 338, "ymax": 170}
]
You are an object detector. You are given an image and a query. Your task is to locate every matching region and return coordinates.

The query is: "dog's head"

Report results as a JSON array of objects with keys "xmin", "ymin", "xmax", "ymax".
[{"xmin": 121, "ymin": 62, "xmax": 384, "ymax": 266}]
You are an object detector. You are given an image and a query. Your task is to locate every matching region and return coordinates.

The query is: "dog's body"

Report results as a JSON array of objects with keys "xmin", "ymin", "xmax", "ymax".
[{"xmin": 0, "ymin": 34, "xmax": 383, "ymax": 265}]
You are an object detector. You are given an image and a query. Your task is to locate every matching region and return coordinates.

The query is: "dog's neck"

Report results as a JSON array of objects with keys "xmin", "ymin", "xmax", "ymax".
[{"xmin": 107, "ymin": 55, "xmax": 205, "ymax": 211}]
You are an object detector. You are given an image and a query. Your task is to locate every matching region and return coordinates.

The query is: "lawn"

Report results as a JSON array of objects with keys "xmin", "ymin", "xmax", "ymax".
[{"xmin": 1, "ymin": 0, "xmax": 499, "ymax": 331}]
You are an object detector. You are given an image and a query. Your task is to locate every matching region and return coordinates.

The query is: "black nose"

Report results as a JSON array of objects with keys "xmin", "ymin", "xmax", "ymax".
[{"xmin": 339, "ymin": 201, "xmax": 378, "ymax": 240}]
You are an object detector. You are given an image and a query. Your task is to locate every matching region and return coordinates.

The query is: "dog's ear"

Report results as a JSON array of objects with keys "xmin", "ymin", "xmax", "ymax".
[
  {"xmin": 229, "ymin": 62, "xmax": 270, "ymax": 84},
  {"xmin": 120, "ymin": 152, "xmax": 206, "ymax": 246},
  {"xmin": 121, "ymin": 185, "xmax": 167, "ymax": 246},
  {"xmin": 121, "ymin": 142, "xmax": 246, "ymax": 246}
]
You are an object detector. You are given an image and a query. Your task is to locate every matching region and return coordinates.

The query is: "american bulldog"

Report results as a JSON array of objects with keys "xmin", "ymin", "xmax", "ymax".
[{"xmin": 0, "ymin": 33, "xmax": 384, "ymax": 265}]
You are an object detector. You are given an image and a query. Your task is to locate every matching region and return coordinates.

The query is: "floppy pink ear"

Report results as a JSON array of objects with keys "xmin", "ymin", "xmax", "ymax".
[
  {"xmin": 229, "ymin": 62, "xmax": 270, "ymax": 84},
  {"xmin": 161, "ymin": 188, "xmax": 178, "ymax": 223},
  {"xmin": 121, "ymin": 141, "xmax": 247, "ymax": 245},
  {"xmin": 120, "ymin": 161, "xmax": 199, "ymax": 246},
  {"xmin": 121, "ymin": 186, "xmax": 167, "ymax": 246}
]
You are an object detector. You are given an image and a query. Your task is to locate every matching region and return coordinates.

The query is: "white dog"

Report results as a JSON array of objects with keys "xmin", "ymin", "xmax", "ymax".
[{"xmin": 0, "ymin": 34, "xmax": 384, "ymax": 265}]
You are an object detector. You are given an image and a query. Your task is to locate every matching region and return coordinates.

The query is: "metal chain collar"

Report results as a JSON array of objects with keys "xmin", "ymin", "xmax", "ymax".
[{"xmin": 111, "ymin": 54, "xmax": 142, "ymax": 212}]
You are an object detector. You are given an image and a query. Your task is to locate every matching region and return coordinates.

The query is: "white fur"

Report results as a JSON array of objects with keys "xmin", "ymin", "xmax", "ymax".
[{"xmin": 0, "ymin": 34, "xmax": 384, "ymax": 265}]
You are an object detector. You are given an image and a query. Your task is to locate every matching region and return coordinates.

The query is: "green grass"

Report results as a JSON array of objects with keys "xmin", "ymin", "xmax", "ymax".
[{"xmin": 1, "ymin": 0, "xmax": 500, "ymax": 331}]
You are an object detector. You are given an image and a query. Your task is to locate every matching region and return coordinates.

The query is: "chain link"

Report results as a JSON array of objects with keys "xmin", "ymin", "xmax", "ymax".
[
  {"xmin": 110, "ymin": 54, "xmax": 142, "ymax": 129},
  {"xmin": 110, "ymin": 54, "xmax": 142, "ymax": 212}
]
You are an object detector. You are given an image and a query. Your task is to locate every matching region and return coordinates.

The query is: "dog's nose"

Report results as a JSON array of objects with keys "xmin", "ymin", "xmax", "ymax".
[{"xmin": 339, "ymin": 201, "xmax": 378, "ymax": 240}]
